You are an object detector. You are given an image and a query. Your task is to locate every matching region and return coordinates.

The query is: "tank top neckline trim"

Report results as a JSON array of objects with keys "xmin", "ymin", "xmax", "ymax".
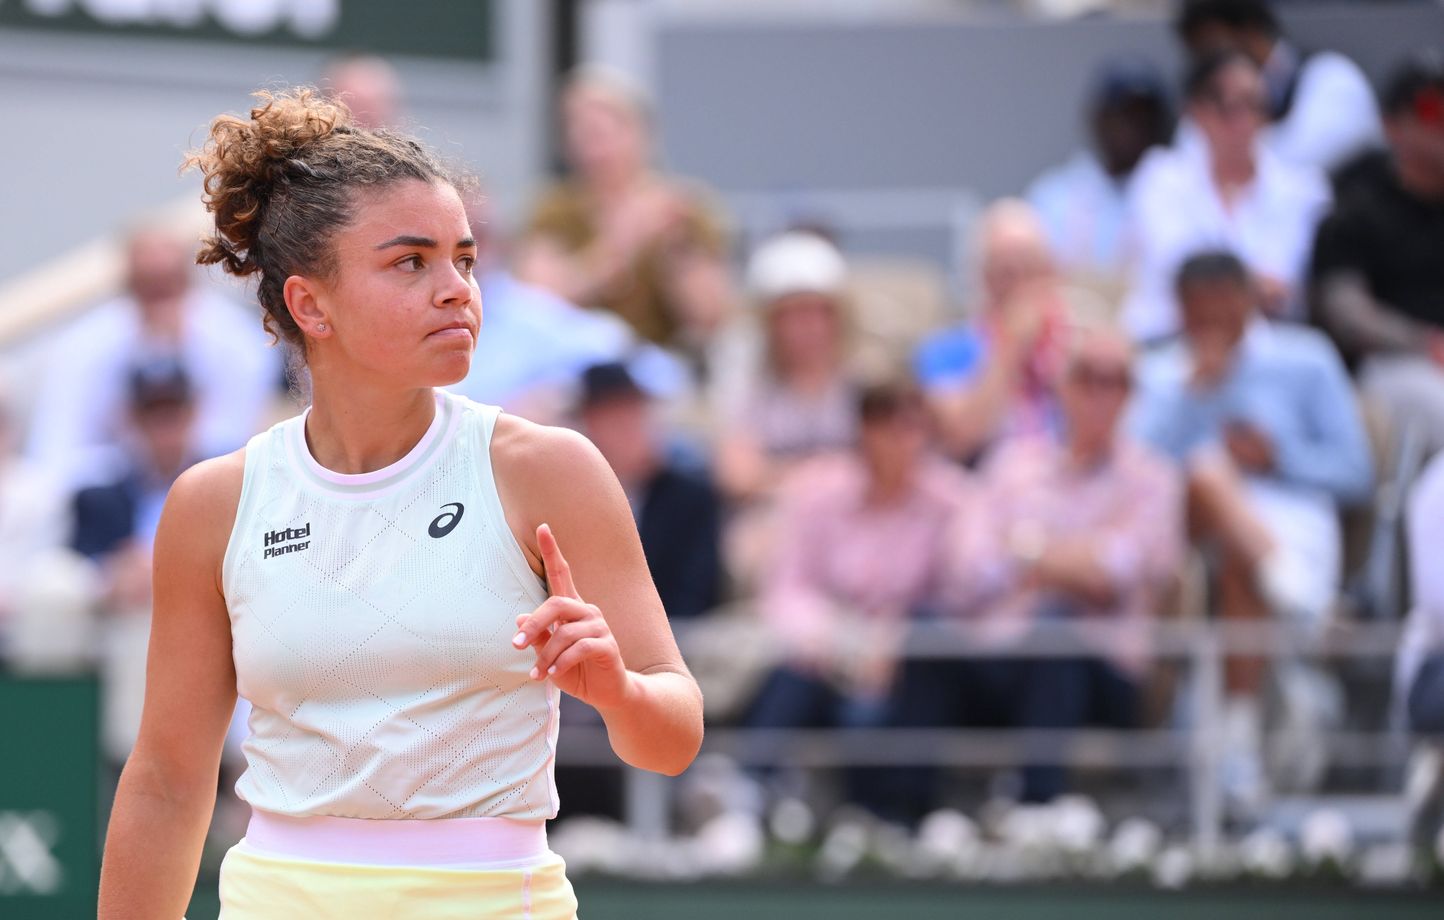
[{"xmin": 285, "ymin": 389, "xmax": 459, "ymax": 498}]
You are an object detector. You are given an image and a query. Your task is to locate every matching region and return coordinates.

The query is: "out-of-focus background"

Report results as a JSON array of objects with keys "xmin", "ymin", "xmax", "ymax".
[{"xmin": 2, "ymin": 1, "xmax": 1444, "ymax": 917}]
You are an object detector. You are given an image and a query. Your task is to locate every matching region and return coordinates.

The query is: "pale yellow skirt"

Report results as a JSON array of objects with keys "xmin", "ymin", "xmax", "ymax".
[{"xmin": 217, "ymin": 840, "xmax": 579, "ymax": 919}]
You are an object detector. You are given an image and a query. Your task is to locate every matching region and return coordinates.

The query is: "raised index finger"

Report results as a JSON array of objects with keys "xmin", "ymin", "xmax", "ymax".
[{"xmin": 537, "ymin": 522, "xmax": 580, "ymax": 600}]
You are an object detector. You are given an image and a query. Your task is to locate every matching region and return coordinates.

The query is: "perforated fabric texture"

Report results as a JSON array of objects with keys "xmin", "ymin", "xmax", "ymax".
[{"xmin": 221, "ymin": 392, "xmax": 559, "ymax": 820}]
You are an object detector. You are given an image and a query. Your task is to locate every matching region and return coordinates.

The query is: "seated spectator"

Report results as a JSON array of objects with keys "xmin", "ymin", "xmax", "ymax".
[
  {"xmin": 576, "ymin": 362, "xmax": 722, "ymax": 622},
  {"xmin": 743, "ymin": 379, "xmax": 973, "ymax": 814},
  {"xmin": 714, "ymin": 231, "xmax": 864, "ymax": 500},
  {"xmin": 914, "ymin": 200, "xmax": 1070, "ymax": 463},
  {"xmin": 1129, "ymin": 251, "xmax": 1373, "ymax": 809},
  {"xmin": 1120, "ymin": 51, "xmax": 1331, "ymax": 342},
  {"xmin": 70, "ymin": 357, "xmax": 207, "ymax": 768},
  {"xmin": 1402, "ymin": 449, "xmax": 1444, "ymax": 740},
  {"xmin": 321, "ymin": 53, "xmax": 402, "ymax": 130},
  {"xmin": 1027, "ymin": 56, "xmax": 1173, "ymax": 290},
  {"xmin": 0, "ymin": 379, "xmax": 69, "ymax": 658},
  {"xmin": 515, "ymin": 66, "xmax": 732, "ymax": 352},
  {"xmin": 898, "ymin": 318, "xmax": 1181, "ymax": 809},
  {"xmin": 1310, "ymin": 50, "xmax": 1444, "ymax": 454},
  {"xmin": 449, "ymin": 187, "xmax": 687, "ymax": 424},
  {"xmin": 1174, "ymin": 0, "xmax": 1382, "ymax": 172},
  {"xmin": 27, "ymin": 224, "xmax": 280, "ymax": 488}
]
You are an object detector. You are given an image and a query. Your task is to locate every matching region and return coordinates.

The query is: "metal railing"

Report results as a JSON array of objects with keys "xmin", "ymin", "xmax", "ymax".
[{"xmin": 558, "ymin": 618, "xmax": 1417, "ymax": 860}]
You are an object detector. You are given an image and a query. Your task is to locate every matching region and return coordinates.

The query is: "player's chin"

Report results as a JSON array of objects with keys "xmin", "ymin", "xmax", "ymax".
[{"xmin": 418, "ymin": 352, "xmax": 474, "ymax": 388}]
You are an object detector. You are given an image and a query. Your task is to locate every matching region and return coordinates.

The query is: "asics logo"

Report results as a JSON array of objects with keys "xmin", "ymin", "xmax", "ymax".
[{"xmin": 428, "ymin": 502, "xmax": 464, "ymax": 538}]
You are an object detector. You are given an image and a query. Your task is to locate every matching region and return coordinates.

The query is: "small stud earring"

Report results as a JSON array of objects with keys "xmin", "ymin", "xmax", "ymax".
[{"xmin": 316, "ymin": 323, "xmax": 327, "ymax": 332}]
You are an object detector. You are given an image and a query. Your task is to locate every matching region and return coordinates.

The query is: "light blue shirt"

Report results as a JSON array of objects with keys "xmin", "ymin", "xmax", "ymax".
[
  {"xmin": 451, "ymin": 271, "xmax": 687, "ymax": 408},
  {"xmin": 1128, "ymin": 321, "xmax": 1373, "ymax": 506}
]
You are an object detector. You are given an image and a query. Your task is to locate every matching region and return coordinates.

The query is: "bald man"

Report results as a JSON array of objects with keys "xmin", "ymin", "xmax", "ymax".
[{"xmin": 913, "ymin": 199, "xmax": 1073, "ymax": 462}]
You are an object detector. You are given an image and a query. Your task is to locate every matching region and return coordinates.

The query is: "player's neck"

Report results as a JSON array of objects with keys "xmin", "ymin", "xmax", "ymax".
[{"xmin": 303, "ymin": 379, "xmax": 438, "ymax": 475}]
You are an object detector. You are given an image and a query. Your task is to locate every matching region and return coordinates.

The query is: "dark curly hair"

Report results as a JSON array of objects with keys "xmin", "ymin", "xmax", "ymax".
[{"xmin": 184, "ymin": 88, "xmax": 471, "ymax": 348}]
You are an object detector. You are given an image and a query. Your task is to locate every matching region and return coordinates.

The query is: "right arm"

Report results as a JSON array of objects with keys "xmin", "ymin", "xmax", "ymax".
[
  {"xmin": 1310, "ymin": 208, "xmax": 1430, "ymax": 359},
  {"xmin": 931, "ymin": 334, "xmax": 1027, "ymax": 462},
  {"xmin": 98, "ymin": 452, "xmax": 244, "ymax": 920},
  {"xmin": 1313, "ymin": 269, "xmax": 1429, "ymax": 357}
]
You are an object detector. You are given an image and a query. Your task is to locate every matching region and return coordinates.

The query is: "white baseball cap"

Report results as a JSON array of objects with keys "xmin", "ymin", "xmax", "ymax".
[{"xmin": 745, "ymin": 232, "xmax": 848, "ymax": 303}]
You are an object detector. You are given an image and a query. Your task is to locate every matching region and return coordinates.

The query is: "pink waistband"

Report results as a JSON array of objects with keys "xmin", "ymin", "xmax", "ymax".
[{"xmin": 243, "ymin": 810, "xmax": 549, "ymax": 869}]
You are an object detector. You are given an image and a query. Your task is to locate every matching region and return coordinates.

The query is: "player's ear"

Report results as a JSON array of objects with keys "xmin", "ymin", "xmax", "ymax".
[{"xmin": 284, "ymin": 274, "xmax": 332, "ymax": 338}]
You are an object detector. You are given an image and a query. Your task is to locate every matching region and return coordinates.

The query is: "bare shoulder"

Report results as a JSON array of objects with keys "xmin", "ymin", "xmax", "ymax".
[
  {"xmin": 157, "ymin": 448, "xmax": 248, "ymax": 567},
  {"xmin": 490, "ymin": 413, "xmax": 613, "ymax": 494},
  {"xmin": 489, "ymin": 413, "xmax": 629, "ymax": 569}
]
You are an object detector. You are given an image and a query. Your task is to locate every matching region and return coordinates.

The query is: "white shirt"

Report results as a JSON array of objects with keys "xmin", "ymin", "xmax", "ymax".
[
  {"xmin": 1399, "ymin": 452, "xmax": 1444, "ymax": 702},
  {"xmin": 25, "ymin": 286, "xmax": 281, "ymax": 488},
  {"xmin": 223, "ymin": 390, "xmax": 560, "ymax": 820},
  {"xmin": 1266, "ymin": 45, "xmax": 1383, "ymax": 173},
  {"xmin": 1120, "ymin": 143, "xmax": 1331, "ymax": 342},
  {"xmin": 1027, "ymin": 150, "xmax": 1139, "ymax": 284}
]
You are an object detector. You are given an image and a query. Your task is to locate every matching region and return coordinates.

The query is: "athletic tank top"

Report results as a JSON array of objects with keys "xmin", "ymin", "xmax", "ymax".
[{"xmin": 221, "ymin": 389, "xmax": 560, "ymax": 820}]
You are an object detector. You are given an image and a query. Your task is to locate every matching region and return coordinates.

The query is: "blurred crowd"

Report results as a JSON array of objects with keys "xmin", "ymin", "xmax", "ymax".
[{"xmin": 1, "ymin": 0, "xmax": 1442, "ymax": 841}]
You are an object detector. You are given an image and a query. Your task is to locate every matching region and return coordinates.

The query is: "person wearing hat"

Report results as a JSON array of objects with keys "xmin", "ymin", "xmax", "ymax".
[
  {"xmin": 1026, "ymin": 55, "xmax": 1174, "ymax": 288},
  {"xmin": 576, "ymin": 361, "xmax": 722, "ymax": 624},
  {"xmin": 71, "ymin": 356, "xmax": 202, "ymax": 566},
  {"xmin": 1311, "ymin": 49, "xmax": 1444, "ymax": 454},
  {"xmin": 70, "ymin": 357, "xmax": 208, "ymax": 784},
  {"xmin": 707, "ymin": 230, "xmax": 865, "ymax": 594},
  {"xmin": 713, "ymin": 230, "xmax": 863, "ymax": 503}
]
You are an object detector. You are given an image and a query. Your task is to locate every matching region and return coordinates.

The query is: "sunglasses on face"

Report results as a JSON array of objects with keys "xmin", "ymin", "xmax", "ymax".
[
  {"xmin": 1069, "ymin": 363, "xmax": 1132, "ymax": 392},
  {"xmin": 1205, "ymin": 92, "xmax": 1267, "ymax": 119}
]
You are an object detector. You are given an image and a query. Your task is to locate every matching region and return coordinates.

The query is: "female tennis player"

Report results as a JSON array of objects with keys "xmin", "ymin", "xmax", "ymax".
[{"xmin": 97, "ymin": 88, "xmax": 704, "ymax": 919}]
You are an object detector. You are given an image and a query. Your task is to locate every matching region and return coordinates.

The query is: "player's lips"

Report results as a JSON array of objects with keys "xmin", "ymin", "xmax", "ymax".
[{"xmin": 427, "ymin": 321, "xmax": 475, "ymax": 340}]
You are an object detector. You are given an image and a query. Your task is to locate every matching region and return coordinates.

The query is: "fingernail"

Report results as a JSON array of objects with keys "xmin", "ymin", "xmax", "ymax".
[
  {"xmin": 512, "ymin": 632, "xmax": 527, "ymax": 647},
  {"xmin": 529, "ymin": 666, "xmax": 540, "ymax": 680},
  {"xmin": 547, "ymin": 665, "xmax": 556, "ymax": 675}
]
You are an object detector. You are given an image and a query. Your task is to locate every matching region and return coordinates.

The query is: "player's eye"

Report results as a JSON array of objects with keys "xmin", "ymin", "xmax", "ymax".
[{"xmin": 397, "ymin": 255, "xmax": 424, "ymax": 271}]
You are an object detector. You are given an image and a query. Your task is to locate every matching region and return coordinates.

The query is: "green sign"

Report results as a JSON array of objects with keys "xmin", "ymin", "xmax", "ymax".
[
  {"xmin": 0, "ymin": 674, "xmax": 100, "ymax": 917},
  {"xmin": 0, "ymin": 0, "xmax": 493, "ymax": 62}
]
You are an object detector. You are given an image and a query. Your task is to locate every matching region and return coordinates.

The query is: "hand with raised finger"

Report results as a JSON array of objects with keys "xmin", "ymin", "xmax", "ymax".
[{"xmin": 510, "ymin": 523, "xmax": 630, "ymax": 710}]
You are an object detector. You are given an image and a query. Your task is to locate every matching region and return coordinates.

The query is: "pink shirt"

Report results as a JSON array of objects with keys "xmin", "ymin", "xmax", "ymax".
[
  {"xmin": 947, "ymin": 436, "xmax": 1183, "ymax": 677},
  {"xmin": 761, "ymin": 454, "xmax": 975, "ymax": 657}
]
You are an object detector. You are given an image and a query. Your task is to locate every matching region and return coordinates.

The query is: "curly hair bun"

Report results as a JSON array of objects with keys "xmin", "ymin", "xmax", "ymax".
[{"xmin": 185, "ymin": 88, "xmax": 351, "ymax": 277}]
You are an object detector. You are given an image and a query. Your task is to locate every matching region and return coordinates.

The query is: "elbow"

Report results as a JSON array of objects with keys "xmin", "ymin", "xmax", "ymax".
[{"xmin": 628, "ymin": 718, "xmax": 704, "ymax": 777}]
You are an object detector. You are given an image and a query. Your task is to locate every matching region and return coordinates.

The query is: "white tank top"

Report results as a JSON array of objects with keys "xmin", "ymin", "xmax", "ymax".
[{"xmin": 221, "ymin": 389, "xmax": 560, "ymax": 820}]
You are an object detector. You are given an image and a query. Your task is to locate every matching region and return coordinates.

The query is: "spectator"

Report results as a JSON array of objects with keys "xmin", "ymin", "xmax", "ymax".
[
  {"xmin": 1121, "ymin": 51, "xmax": 1331, "ymax": 342},
  {"xmin": 743, "ymin": 379, "xmax": 973, "ymax": 814},
  {"xmin": 1027, "ymin": 56, "xmax": 1174, "ymax": 289},
  {"xmin": 1310, "ymin": 50, "xmax": 1444, "ymax": 454},
  {"xmin": 321, "ymin": 53, "xmax": 402, "ymax": 130},
  {"xmin": 914, "ymin": 200, "xmax": 1070, "ymax": 463},
  {"xmin": 714, "ymin": 231, "xmax": 863, "ymax": 501},
  {"xmin": 1174, "ymin": 0, "xmax": 1382, "ymax": 172},
  {"xmin": 1130, "ymin": 251, "xmax": 1373, "ymax": 809},
  {"xmin": 0, "ymin": 379, "xmax": 69, "ymax": 658},
  {"xmin": 448, "ymin": 187, "xmax": 688, "ymax": 424},
  {"xmin": 899, "ymin": 318, "xmax": 1182, "ymax": 808},
  {"xmin": 1401, "ymin": 449, "xmax": 1444, "ymax": 738},
  {"xmin": 576, "ymin": 362, "xmax": 722, "ymax": 622},
  {"xmin": 26, "ymin": 225, "xmax": 281, "ymax": 488},
  {"xmin": 515, "ymin": 66, "xmax": 732, "ymax": 350},
  {"xmin": 70, "ymin": 357, "xmax": 206, "ymax": 768}
]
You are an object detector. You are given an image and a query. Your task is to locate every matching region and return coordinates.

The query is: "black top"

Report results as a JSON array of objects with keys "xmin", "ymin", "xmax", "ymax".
[
  {"xmin": 1311, "ymin": 152, "xmax": 1444, "ymax": 332},
  {"xmin": 636, "ymin": 464, "xmax": 722, "ymax": 621}
]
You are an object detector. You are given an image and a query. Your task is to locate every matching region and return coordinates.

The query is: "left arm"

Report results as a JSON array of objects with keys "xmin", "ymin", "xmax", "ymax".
[
  {"xmin": 1264, "ymin": 348, "xmax": 1374, "ymax": 503},
  {"xmin": 494, "ymin": 417, "xmax": 703, "ymax": 776}
]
